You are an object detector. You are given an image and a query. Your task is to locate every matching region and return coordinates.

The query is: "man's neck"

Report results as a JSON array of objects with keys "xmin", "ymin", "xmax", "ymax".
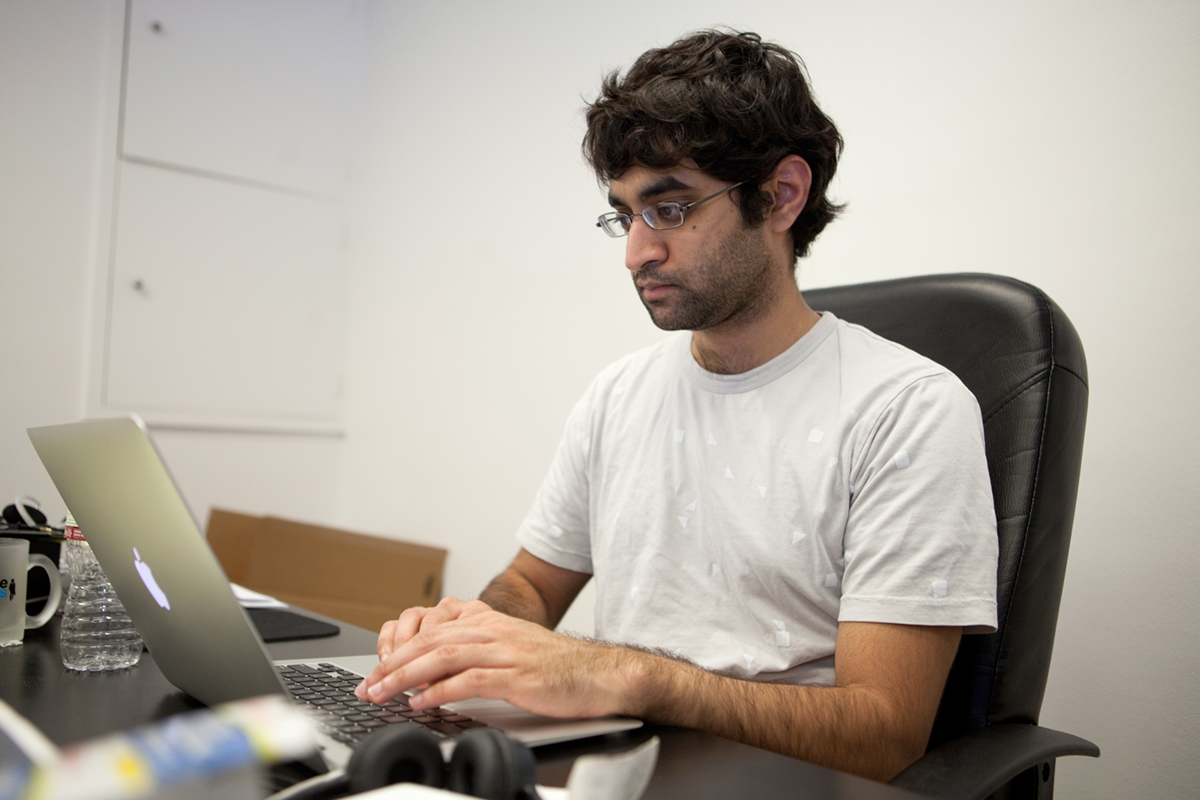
[{"xmin": 689, "ymin": 283, "xmax": 820, "ymax": 375}]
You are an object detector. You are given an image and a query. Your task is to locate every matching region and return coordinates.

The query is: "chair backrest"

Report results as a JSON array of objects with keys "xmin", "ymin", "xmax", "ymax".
[{"xmin": 805, "ymin": 273, "xmax": 1088, "ymax": 746}]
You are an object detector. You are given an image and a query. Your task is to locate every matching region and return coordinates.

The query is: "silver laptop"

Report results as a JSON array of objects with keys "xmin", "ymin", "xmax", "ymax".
[{"xmin": 27, "ymin": 415, "xmax": 640, "ymax": 770}]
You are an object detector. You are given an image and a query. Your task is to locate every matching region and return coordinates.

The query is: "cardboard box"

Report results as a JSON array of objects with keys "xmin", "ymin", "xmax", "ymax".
[{"xmin": 206, "ymin": 508, "xmax": 446, "ymax": 633}]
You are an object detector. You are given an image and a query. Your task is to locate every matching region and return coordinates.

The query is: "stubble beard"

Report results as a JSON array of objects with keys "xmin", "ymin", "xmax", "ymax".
[{"xmin": 634, "ymin": 223, "xmax": 778, "ymax": 333}]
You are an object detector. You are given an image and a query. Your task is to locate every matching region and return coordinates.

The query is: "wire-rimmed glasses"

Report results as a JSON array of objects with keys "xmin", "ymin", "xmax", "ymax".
[{"xmin": 596, "ymin": 181, "xmax": 746, "ymax": 238}]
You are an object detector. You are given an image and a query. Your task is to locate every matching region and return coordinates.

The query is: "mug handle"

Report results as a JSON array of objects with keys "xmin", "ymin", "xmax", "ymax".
[{"xmin": 25, "ymin": 554, "xmax": 63, "ymax": 629}]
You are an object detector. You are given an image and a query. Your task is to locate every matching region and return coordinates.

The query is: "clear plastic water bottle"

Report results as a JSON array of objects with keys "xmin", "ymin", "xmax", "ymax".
[{"xmin": 60, "ymin": 513, "xmax": 143, "ymax": 671}]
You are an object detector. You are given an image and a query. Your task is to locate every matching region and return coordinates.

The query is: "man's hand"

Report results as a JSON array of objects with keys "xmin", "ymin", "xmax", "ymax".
[
  {"xmin": 355, "ymin": 601, "xmax": 633, "ymax": 719},
  {"xmin": 373, "ymin": 596, "xmax": 492, "ymax": 663},
  {"xmin": 357, "ymin": 550, "xmax": 595, "ymax": 707}
]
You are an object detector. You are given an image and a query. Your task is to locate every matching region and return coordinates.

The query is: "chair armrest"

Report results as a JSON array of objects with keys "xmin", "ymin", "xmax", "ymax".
[{"xmin": 890, "ymin": 722, "xmax": 1099, "ymax": 800}]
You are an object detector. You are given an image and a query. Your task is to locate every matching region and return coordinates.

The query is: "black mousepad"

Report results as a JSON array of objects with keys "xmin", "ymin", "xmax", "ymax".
[{"xmin": 248, "ymin": 608, "xmax": 340, "ymax": 642}]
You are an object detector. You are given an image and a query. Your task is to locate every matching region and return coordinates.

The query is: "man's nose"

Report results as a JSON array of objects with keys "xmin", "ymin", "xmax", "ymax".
[{"xmin": 624, "ymin": 217, "xmax": 667, "ymax": 273}]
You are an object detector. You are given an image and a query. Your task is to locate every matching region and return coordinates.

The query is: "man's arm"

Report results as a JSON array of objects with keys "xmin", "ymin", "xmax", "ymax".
[
  {"xmin": 633, "ymin": 621, "xmax": 960, "ymax": 781},
  {"xmin": 359, "ymin": 553, "xmax": 960, "ymax": 781},
  {"xmin": 478, "ymin": 549, "xmax": 591, "ymax": 628}
]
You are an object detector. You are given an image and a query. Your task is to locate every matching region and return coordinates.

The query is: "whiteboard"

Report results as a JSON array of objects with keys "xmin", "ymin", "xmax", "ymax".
[
  {"xmin": 104, "ymin": 161, "xmax": 347, "ymax": 425},
  {"xmin": 122, "ymin": 0, "xmax": 366, "ymax": 196}
]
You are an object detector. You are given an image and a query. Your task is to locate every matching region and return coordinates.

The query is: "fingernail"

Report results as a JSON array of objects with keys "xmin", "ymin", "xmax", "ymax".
[{"xmin": 367, "ymin": 683, "xmax": 384, "ymax": 701}]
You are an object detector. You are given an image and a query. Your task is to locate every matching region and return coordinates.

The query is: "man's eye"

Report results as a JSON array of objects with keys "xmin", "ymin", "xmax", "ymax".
[{"xmin": 653, "ymin": 203, "xmax": 684, "ymax": 227}]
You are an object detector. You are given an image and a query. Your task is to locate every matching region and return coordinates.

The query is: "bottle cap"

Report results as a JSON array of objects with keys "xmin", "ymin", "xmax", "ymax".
[{"xmin": 64, "ymin": 512, "xmax": 86, "ymax": 541}]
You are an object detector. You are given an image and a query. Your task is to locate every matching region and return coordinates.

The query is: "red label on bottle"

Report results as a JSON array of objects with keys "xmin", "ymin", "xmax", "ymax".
[{"xmin": 64, "ymin": 526, "xmax": 86, "ymax": 541}]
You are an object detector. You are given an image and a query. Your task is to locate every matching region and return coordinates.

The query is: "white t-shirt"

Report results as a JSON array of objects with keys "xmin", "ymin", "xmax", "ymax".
[{"xmin": 516, "ymin": 313, "xmax": 998, "ymax": 686}]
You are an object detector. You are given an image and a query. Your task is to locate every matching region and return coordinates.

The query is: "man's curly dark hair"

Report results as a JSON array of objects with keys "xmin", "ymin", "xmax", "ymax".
[{"xmin": 583, "ymin": 30, "xmax": 844, "ymax": 261}]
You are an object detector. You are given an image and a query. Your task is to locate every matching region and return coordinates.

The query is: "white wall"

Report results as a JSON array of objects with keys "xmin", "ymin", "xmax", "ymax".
[
  {"xmin": 0, "ymin": 0, "xmax": 121, "ymax": 524},
  {"xmin": 2, "ymin": 2, "xmax": 1196, "ymax": 798},
  {"xmin": 341, "ymin": 2, "xmax": 1199, "ymax": 799}
]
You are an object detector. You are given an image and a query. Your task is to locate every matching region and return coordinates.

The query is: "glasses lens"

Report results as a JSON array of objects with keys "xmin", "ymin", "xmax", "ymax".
[
  {"xmin": 645, "ymin": 203, "xmax": 685, "ymax": 230},
  {"xmin": 598, "ymin": 213, "xmax": 631, "ymax": 237}
]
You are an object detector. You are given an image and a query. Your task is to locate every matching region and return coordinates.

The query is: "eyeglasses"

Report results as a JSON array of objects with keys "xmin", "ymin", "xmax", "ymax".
[{"xmin": 596, "ymin": 181, "xmax": 746, "ymax": 238}]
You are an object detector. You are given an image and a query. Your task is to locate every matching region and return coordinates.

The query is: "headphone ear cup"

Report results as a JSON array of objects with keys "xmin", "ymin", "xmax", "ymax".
[
  {"xmin": 447, "ymin": 728, "xmax": 538, "ymax": 800},
  {"xmin": 3, "ymin": 497, "xmax": 46, "ymax": 527},
  {"xmin": 347, "ymin": 725, "xmax": 447, "ymax": 795}
]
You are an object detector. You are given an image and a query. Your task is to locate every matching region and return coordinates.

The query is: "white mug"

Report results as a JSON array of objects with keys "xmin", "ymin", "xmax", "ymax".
[{"xmin": 0, "ymin": 537, "xmax": 63, "ymax": 646}]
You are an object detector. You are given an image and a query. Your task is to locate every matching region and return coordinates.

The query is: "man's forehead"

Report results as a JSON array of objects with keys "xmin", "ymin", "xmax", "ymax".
[{"xmin": 606, "ymin": 165, "xmax": 709, "ymax": 207}]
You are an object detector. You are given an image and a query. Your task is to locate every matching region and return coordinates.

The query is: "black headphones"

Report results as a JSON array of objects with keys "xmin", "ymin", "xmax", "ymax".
[
  {"xmin": 2, "ymin": 496, "xmax": 47, "ymax": 529},
  {"xmin": 346, "ymin": 726, "xmax": 541, "ymax": 800}
]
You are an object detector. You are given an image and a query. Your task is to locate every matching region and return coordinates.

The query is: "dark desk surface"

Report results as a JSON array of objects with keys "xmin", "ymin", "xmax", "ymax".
[{"xmin": 1, "ymin": 614, "xmax": 926, "ymax": 800}]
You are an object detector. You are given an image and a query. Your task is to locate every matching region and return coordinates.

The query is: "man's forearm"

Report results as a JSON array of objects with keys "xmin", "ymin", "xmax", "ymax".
[
  {"xmin": 617, "ymin": 622, "xmax": 960, "ymax": 782},
  {"xmin": 622, "ymin": 652, "xmax": 913, "ymax": 781},
  {"xmin": 477, "ymin": 550, "xmax": 589, "ymax": 629},
  {"xmin": 478, "ymin": 569, "xmax": 554, "ymax": 627}
]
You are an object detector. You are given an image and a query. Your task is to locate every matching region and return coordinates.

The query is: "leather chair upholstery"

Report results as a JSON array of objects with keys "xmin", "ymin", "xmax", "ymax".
[{"xmin": 806, "ymin": 274, "xmax": 1098, "ymax": 799}]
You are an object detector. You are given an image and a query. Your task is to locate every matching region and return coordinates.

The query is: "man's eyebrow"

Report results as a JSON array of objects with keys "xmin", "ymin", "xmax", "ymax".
[{"xmin": 607, "ymin": 175, "xmax": 694, "ymax": 208}]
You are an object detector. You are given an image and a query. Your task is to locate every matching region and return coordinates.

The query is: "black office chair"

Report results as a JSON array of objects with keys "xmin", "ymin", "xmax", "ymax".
[{"xmin": 806, "ymin": 274, "xmax": 1099, "ymax": 800}]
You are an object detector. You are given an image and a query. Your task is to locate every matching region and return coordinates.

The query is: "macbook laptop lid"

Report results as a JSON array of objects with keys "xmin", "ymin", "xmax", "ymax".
[
  {"xmin": 27, "ymin": 416, "xmax": 640, "ymax": 768},
  {"xmin": 29, "ymin": 415, "xmax": 283, "ymax": 707}
]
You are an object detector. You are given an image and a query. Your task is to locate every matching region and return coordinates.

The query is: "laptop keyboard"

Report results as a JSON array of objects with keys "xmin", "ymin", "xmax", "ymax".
[{"xmin": 277, "ymin": 662, "xmax": 489, "ymax": 745}]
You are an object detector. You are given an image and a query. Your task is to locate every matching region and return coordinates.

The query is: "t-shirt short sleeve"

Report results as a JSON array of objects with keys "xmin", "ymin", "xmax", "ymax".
[
  {"xmin": 516, "ymin": 389, "xmax": 596, "ymax": 575},
  {"xmin": 838, "ymin": 372, "xmax": 998, "ymax": 633}
]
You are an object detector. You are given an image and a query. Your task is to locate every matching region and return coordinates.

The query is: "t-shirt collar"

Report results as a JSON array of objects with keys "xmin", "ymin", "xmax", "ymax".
[{"xmin": 677, "ymin": 311, "xmax": 838, "ymax": 394}]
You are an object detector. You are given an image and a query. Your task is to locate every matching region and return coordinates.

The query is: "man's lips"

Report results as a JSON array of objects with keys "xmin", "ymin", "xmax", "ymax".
[{"xmin": 637, "ymin": 279, "xmax": 676, "ymax": 300}]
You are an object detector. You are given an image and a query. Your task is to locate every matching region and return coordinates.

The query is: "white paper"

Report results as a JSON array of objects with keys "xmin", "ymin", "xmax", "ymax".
[
  {"xmin": 231, "ymin": 583, "xmax": 287, "ymax": 608},
  {"xmin": 565, "ymin": 736, "xmax": 659, "ymax": 800}
]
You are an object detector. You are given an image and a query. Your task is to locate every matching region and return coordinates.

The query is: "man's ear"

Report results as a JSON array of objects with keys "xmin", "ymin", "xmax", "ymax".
[{"xmin": 766, "ymin": 155, "xmax": 812, "ymax": 234}]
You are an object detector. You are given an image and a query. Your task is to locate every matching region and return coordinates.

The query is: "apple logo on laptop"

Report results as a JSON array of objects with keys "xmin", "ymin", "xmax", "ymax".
[{"xmin": 133, "ymin": 547, "xmax": 170, "ymax": 610}]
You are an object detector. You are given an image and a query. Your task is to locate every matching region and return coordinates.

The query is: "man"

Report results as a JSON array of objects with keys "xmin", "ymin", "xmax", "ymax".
[{"xmin": 357, "ymin": 30, "xmax": 997, "ymax": 782}]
